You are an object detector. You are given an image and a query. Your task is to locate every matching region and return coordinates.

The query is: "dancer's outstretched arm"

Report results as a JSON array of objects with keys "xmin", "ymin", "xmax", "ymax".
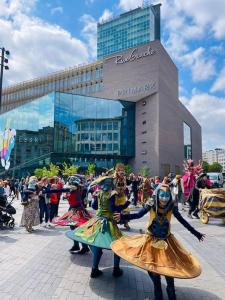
[
  {"xmin": 173, "ymin": 206, "xmax": 205, "ymax": 241},
  {"xmin": 113, "ymin": 203, "xmax": 151, "ymax": 222}
]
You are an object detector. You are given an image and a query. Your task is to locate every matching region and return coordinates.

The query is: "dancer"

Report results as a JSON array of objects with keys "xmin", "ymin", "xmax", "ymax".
[
  {"xmin": 114, "ymin": 163, "xmax": 130, "ymax": 230},
  {"xmin": 112, "ymin": 182, "xmax": 205, "ymax": 300},
  {"xmin": 44, "ymin": 176, "xmax": 90, "ymax": 254},
  {"xmin": 66, "ymin": 176, "xmax": 130, "ymax": 278}
]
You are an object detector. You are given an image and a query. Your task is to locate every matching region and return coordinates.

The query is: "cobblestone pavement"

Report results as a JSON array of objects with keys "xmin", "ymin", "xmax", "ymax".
[{"xmin": 0, "ymin": 199, "xmax": 225, "ymax": 300}]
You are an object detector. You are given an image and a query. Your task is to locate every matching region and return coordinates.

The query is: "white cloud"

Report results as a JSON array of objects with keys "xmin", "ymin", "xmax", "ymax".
[
  {"xmin": 211, "ymin": 65, "xmax": 225, "ymax": 93},
  {"xmin": 119, "ymin": 0, "xmax": 142, "ymax": 10},
  {"xmin": 50, "ymin": 6, "xmax": 63, "ymax": 15},
  {"xmin": 182, "ymin": 47, "xmax": 216, "ymax": 82},
  {"xmin": 1, "ymin": 0, "xmax": 89, "ymax": 87},
  {"xmin": 80, "ymin": 14, "xmax": 97, "ymax": 59},
  {"xmin": 180, "ymin": 92, "xmax": 225, "ymax": 150},
  {"xmin": 99, "ymin": 9, "xmax": 113, "ymax": 23}
]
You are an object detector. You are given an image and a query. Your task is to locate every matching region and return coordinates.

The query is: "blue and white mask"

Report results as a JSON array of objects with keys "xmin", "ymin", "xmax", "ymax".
[{"xmin": 158, "ymin": 190, "xmax": 170, "ymax": 203}]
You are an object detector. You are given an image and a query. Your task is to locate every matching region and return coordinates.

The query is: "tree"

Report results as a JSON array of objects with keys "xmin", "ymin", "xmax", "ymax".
[
  {"xmin": 86, "ymin": 163, "xmax": 96, "ymax": 175},
  {"xmin": 124, "ymin": 164, "xmax": 133, "ymax": 176},
  {"xmin": 208, "ymin": 162, "xmax": 223, "ymax": 172},
  {"xmin": 34, "ymin": 168, "xmax": 44, "ymax": 179},
  {"xmin": 34, "ymin": 163, "xmax": 60, "ymax": 178},
  {"xmin": 62, "ymin": 162, "xmax": 79, "ymax": 176},
  {"xmin": 202, "ymin": 161, "xmax": 209, "ymax": 173},
  {"xmin": 139, "ymin": 166, "xmax": 151, "ymax": 177}
]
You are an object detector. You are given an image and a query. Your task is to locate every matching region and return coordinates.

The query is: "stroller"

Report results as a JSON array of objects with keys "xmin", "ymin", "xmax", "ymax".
[{"xmin": 0, "ymin": 194, "xmax": 16, "ymax": 229}]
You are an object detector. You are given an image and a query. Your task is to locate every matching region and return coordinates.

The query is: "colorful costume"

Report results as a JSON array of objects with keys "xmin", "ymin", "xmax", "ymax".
[
  {"xmin": 66, "ymin": 176, "xmax": 130, "ymax": 278},
  {"xmin": 114, "ymin": 163, "xmax": 130, "ymax": 229},
  {"xmin": 112, "ymin": 184, "xmax": 204, "ymax": 300},
  {"xmin": 139, "ymin": 177, "xmax": 153, "ymax": 206},
  {"xmin": 44, "ymin": 176, "xmax": 90, "ymax": 254},
  {"xmin": 53, "ymin": 207, "xmax": 91, "ymax": 227}
]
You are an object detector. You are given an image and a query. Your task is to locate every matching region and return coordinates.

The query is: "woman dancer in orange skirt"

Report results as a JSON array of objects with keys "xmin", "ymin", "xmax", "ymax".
[{"xmin": 112, "ymin": 183, "xmax": 205, "ymax": 300}]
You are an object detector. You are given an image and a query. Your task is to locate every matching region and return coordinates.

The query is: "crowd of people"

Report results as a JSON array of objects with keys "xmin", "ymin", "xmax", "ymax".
[
  {"xmin": 0, "ymin": 160, "xmax": 211, "ymax": 300},
  {"xmin": 0, "ymin": 159, "xmax": 213, "ymax": 233}
]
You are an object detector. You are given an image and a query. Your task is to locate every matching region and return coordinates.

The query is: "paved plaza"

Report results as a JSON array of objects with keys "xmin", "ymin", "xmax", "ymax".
[{"xmin": 0, "ymin": 199, "xmax": 225, "ymax": 300}]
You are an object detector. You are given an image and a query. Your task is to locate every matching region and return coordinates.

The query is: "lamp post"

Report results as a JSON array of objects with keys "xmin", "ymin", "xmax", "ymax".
[{"xmin": 0, "ymin": 47, "xmax": 10, "ymax": 112}]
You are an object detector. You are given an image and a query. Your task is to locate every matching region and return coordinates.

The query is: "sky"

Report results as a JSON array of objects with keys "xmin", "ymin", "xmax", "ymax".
[{"xmin": 0, "ymin": 0, "xmax": 225, "ymax": 152}]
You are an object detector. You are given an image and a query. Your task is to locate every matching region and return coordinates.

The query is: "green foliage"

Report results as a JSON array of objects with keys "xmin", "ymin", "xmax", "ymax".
[
  {"xmin": 62, "ymin": 162, "xmax": 79, "ymax": 176},
  {"xmin": 34, "ymin": 163, "xmax": 59, "ymax": 178},
  {"xmin": 202, "ymin": 161, "xmax": 209, "ymax": 173},
  {"xmin": 208, "ymin": 162, "xmax": 223, "ymax": 172},
  {"xmin": 139, "ymin": 166, "xmax": 151, "ymax": 177},
  {"xmin": 86, "ymin": 163, "xmax": 96, "ymax": 175},
  {"xmin": 124, "ymin": 164, "xmax": 133, "ymax": 176},
  {"xmin": 34, "ymin": 168, "xmax": 44, "ymax": 179}
]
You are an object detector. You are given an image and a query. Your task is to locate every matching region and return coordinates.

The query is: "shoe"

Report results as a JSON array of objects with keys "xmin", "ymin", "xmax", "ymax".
[
  {"xmin": 69, "ymin": 245, "xmax": 80, "ymax": 253},
  {"xmin": 90, "ymin": 268, "xmax": 103, "ymax": 278},
  {"xmin": 112, "ymin": 267, "xmax": 123, "ymax": 277},
  {"xmin": 48, "ymin": 222, "xmax": 55, "ymax": 227},
  {"xmin": 191, "ymin": 212, "xmax": 199, "ymax": 219},
  {"xmin": 187, "ymin": 214, "xmax": 193, "ymax": 219},
  {"xmin": 75, "ymin": 247, "xmax": 90, "ymax": 255},
  {"xmin": 124, "ymin": 223, "xmax": 130, "ymax": 230}
]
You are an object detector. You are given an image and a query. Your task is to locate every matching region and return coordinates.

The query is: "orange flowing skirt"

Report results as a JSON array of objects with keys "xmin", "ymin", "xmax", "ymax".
[{"xmin": 111, "ymin": 233, "xmax": 201, "ymax": 279}]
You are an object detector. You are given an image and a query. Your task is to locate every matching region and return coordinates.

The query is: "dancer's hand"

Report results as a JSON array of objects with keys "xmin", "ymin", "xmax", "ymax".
[
  {"xmin": 113, "ymin": 213, "xmax": 121, "ymax": 222},
  {"xmin": 197, "ymin": 232, "xmax": 206, "ymax": 242}
]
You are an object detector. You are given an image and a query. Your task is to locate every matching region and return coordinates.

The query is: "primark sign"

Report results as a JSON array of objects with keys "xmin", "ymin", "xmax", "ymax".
[
  {"xmin": 117, "ymin": 81, "xmax": 156, "ymax": 97},
  {"xmin": 106, "ymin": 46, "xmax": 156, "ymax": 65}
]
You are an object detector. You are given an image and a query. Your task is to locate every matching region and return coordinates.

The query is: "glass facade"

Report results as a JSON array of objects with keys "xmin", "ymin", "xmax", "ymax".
[
  {"xmin": 2, "ymin": 64, "xmax": 104, "ymax": 113},
  {"xmin": 0, "ymin": 92, "xmax": 135, "ymax": 177},
  {"xmin": 97, "ymin": 4, "xmax": 161, "ymax": 59},
  {"xmin": 183, "ymin": 122, "xmax": 192, "ymax": 159}
]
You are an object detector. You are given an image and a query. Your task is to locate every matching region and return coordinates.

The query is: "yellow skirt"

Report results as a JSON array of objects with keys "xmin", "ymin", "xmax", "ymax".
[{"xmin": 111, "ymin": 233, "xmax": 201, "ymax": 279}]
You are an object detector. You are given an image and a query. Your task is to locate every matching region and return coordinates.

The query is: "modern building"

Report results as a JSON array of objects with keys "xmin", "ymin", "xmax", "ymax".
[
  {"xmin": 97, "ymin": 4, "xmax": 161, "ymax": 59},
  {"xmin": 203, "ymin": 149, "xmax": 225, "ymax": 172},
  {"xmin": 1, "ymin": 4, "xmax": 202, "ymax": 177}
]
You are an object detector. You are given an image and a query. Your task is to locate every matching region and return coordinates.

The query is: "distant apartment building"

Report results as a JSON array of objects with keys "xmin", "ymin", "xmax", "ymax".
[{"xmin": 203, "ymin": 148, "xmax": 225, "ymax": 172}]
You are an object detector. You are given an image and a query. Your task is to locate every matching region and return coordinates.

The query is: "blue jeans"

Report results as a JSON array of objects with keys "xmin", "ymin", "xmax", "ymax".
[
  {"xmin": 39, "ymin": 197, "xmax": 49, "ymax": 223},
  {"xmin": 90, "ymin": 246, "xmax": 120, "ymax": 269}
]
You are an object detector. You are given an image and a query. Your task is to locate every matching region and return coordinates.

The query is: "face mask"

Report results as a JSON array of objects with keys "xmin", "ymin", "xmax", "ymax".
[{"xmin": 158, "ymin": 191, "xmax": 170, "ymax": 203}]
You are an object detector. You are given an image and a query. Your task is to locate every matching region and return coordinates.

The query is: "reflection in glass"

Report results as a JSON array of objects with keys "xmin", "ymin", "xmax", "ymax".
[
  {"xmin": 0, "ymin": 92, "xmax": 135, "ymax": 176},
  {"xmin": 183, "ymin": 122, "xmax": 192, "ymax": 159}
]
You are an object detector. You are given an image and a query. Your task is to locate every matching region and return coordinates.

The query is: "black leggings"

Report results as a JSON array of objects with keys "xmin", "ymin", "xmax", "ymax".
[{"xmin": 148, "ymin": 272, "xmax": 176, "ymax": 300}]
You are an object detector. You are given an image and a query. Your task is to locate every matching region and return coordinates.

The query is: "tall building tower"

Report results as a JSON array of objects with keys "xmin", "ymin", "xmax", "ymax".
[{"xmin": 97, "ymin": 3, "xmax": 161, "ymax": 59}]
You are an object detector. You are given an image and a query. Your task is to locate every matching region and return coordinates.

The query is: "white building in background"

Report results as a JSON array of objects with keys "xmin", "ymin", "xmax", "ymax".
[{"xmin": 203, "ymin": 148, "xmax": 225, "ymax": 172}]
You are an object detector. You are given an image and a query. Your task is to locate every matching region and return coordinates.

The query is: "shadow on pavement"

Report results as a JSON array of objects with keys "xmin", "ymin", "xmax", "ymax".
[
  {"xmin": 31, "ymin": 227, "xmax": 67, "ymax": 236},
  {"xmin": 89, "ymin": 266, "xmax": 223, "ymax": 300},
  {"xmin": 0, "ymin": 235, "xmax": 17, "ymax": 243}
]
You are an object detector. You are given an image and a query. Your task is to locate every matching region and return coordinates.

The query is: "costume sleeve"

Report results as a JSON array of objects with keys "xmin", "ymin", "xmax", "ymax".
[
  {"xmin": 91, "ymin": 197, "xmax": 98, "ymax": 210},
  {"xmin": 121, "ymin": 204, "xmax": 151, "ymax": 221},
  {"xmin": 42, "ymin": 188, "xmax": 69, "ymax": 194},
  {"xmin": 173, "ymin": 207, "xmax": 204, "ymax": 240},
  {"xmin": 110, "ymin": 195, "xmax": 130, "ymax": 212}
]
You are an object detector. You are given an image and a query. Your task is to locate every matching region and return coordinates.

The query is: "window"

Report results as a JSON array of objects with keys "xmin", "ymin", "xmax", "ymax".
[
  {"xmin": 142, "ymin": 120, "xmax": 146, "ymax": 125},
  {"xmin": 141, "ymin": 141, "xmax": 147, "ymax": 144},
  {"xmin": 142, "ymin": 131, "xmax": 147, "ymax": 134},
  {"xmin": 142, "ymin": 100, "xmax": 146, "ymax": 106},
  {"xmin": 183, "ymin": 122, "xmax": 192, "ymax": 159}
]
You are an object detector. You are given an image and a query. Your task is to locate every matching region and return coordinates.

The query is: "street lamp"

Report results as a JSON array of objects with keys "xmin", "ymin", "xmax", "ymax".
[{"xmin": 0, "ymin": 47, "xmax": 10, "ymax": 111}]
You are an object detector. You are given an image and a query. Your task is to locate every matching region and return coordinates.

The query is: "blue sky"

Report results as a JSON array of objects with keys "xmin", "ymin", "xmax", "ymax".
[{"xmin": 1, "ymin": 0, "xmax": 225, "ymax": 151}]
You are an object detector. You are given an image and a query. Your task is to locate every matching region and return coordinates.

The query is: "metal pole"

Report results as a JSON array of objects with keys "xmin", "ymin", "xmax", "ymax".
[{"xmin": 0, "ymin": 47, "xmax": 5, "ymax": 111}]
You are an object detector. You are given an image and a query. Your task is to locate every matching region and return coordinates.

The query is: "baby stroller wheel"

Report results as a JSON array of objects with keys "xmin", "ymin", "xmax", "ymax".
[{"xmin": 8, "ymin": 219, "xmax": 15, "ymax": 229}]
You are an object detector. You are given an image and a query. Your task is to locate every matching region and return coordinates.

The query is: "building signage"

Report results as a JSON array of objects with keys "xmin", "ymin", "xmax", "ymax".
[
  {"xmin": 18, "ymin": 136, "xmax": 42, "ymax": 143},
  {"xmin": 106, "ymin": 46, "xmax": 156, "ymax": 65},
  {"xmin": 117, "ymin": 81, "xmax": 156, "ymax": 97}
]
